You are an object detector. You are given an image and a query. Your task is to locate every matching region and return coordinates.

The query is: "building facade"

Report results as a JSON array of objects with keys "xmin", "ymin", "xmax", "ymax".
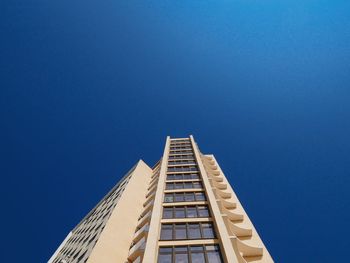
[{"xmin": 49, "ymin": 136, "xmax": 273, "ymax": 263}]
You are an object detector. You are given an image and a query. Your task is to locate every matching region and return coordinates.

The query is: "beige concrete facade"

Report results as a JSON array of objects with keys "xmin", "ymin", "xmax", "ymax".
[
  {"xmin": 87, "ymin": 160, "xmax": 152, "ymax": 263},
  {"xmin": 49, "ymin": 136, "xmax": 273, "ymax": 263},
  {"xmin": 48, "ymin": 160, "xmax": 153, "ymax": 263}
]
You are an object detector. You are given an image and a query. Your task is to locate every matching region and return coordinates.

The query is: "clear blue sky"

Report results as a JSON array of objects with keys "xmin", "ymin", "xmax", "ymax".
[{"xmin": 1, "ymin": 1, "xmax": 350, "ymax": 262}]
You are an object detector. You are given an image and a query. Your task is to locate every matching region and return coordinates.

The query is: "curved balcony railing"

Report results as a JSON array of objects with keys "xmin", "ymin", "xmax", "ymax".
[
  {"xmin": 128, "ymin": 236, "xmax": 146, "ymax": 261},
  {"xmin": 136, "ymin": 210, "xmax": 152, "ymax": 229},
  {"xmin": 132, "ymin": 223, "xmax": 149, "ymax": 244},
  {"xmin": 221, "ymin": 206, "xmax": 244, "ymax": 221}
]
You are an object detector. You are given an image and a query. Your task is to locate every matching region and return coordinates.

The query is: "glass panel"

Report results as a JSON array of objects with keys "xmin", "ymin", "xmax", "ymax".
[
  {"xmin": 193, "ymin": 182, "xmax": 202, "ymax": 188},
  {"xmin": 206, "ymin": 245, "xmax": 222, "ymax": 262},
  {"xmin": 195, "ymin": 192, "xmax": 206, "ymax": 201},
  {"xmin": 184, "ymin": 193, "xmax": 195, "ymax": 202},
  {"xmin": 159, "ymin": 247, "xmax": 173, "ymax": 253},
  {"xmin": 190, "ymin": 252, "xmax": 205, "ymax": 263},
  {"xmin": 175, "ymin": 174, "xmax": 183, "ymax": 180},
  {"xmin": 163, "ymin": 208, "xmax": 173, "ymax": 219},
  {"xmin": 188, "ymin": 223, "xmax": 201, "ymax": 239},
  {"xmin": 167, "ymin": 175, "xmax": 175, "ymax": 180},
  {"xmin": 164, "ymin": 194, "xmax": 174, "ymax": 203},
  {"xmin": 198, "ymin": 206, "xmax": 209, "ymax": 217},
  {"xmin": 174, "ymin": 224, "xmax": 187, "ymax": 239},
  {"xmin": 190, "ymin": 246, "xmax": 204, "ymax": 252},
  {"xmin": 175, "ymin": 254, "xmax": 188, "ymax": 263},
  {"xmin": 202, "ymin": 223, "xmax": 215, "ymax": 238},
  {"xmin": 174, "ymin": 246, "xmax": 188, "ymax": 252},
  {"xmin": 191, "ymin": 174, "xmax": 199, "ymax": 179},
  {"xmin": 158, "ymin": 247, "xmax": 172, "ymax": 263},
  {"xmin": 160, "ymin": 225, "xmax": 173, "ymax": 240},
  {"xmin": 174, "ymin": 247, "xmax": 188, "ymax": 263},
  {"xmin": 186, "ymin": 207, "xmax": 197, "ymax": 218},
  {"xmin": 184, "ymin": 182, "xmax": 192, "ymax": 189},
  {"xmin": 206, "ymin": 245, "xmax": 220, "ymax": 251},
  {"xmin": 175, "ymin": 183, "xmax": 183, "ymax": 189},
  {"xmin": 206, "ymin": 251, "xmax": 223, "ymax": 263},
  {"xmin": 175, "ymin": 193, "xmax": 185, "ymax": 202},
  {"xmin": 175, "ymin": 207, "xmax": 185, "ymax": 218},
  {"xmin": 183, "ymin": 174, "xmax": 191, "ymax": 180},
  {"xmin": 165, "ymin": 183, "xmax": 174, "ymax": 190},
  {"xmin": 158, "ymin": 254, "xmax": 172, "ymax": 263}
]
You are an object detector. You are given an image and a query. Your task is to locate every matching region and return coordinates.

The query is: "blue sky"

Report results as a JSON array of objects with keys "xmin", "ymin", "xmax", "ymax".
[{"xmin": 1, "ymin": 1, "xmax": 350, "ymax": 262}]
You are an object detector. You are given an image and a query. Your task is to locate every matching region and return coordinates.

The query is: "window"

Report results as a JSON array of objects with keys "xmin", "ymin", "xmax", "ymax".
[
  {"xmin": 190, "ymin": 246, "xmax": 205, "ymax": 263},
  {"xmin": 170, "ymin": 146, "xmax": 192, "ymax": 150},
  {"xmin": 194, "ymin": 192, "xmax": 206, "ymax": 201},
  {"xmin": 169, "ymin": 150, "xmax": 193, "ymax": 155},
  {"xmin": 158, "ymin": 245, "xmax": 223, "ymax": 263},
  {"xmin": 192, "ymin": 182, "xmax": 202, "ymax": 189},
  {"xmin": 188, "ymin": 223, "xmax": 201, "ymax": 239},
  {"xmin": 167, "ymin": 166, "xmax": 198, "ymax": 172},
  {"xmin": 162, "ymin": 205, "xmax": 210, "ymax": 219},
  {"xmin": 184, "ymin": 182, "xmax": 192, "ymax": 189},
  {"xmin": 175, "ymin": 183, "xmax": 183, "ymax": 189},
  {"xmin": 160, "ymin": 224, "xmax": 173, "ymax": 240},
  {"xmin": 164, "ymin": 194, "xmax": 174, "ymax": 203},
  {"xmin": 163, "ymin": 192, "xmax": 206, "ymax": 203},
  {"xmin": 166, "ymin": 173, "xmax": 199, "ymax": 181},
  {"xmin": 163, "ymin": 207, "xmax": 173, "ymax": 219},
  {"xmin": 175, "ymin": 174, "xmax": 183, "ymax": 180},
  {"xmin": 160, "ymin": 223, "xmax": 215, "ymax": 240},
  {"xmin": 206, "ymin": 245, "xmax": 223, "ymax": 263},
  {"xmin": 198, "ymin": 206, "xmax": 210, "ymax": 217},
  {"xmin": 186, "ymin": 206, "xmax": 197, "ymax": 218},
  {"xmin": 183, "ymin": 174, "xmax": 192, "ymax": 180},
  {"xmin": 174, "ymin": 224, "xmax": 186, "ymax": 239},
  {"xmin": 168, "ymin": 160, "xmax": 196, "ymax": 166},
  {"xmin": 158, "ymin": 247, "xmax": 172, "ymax": 263},
  {"xmin": 167, "ymin": 174, "xmax": 175, "ymax": 180},
  {"xmin": 168, "ymin": 154, "xmax": 194, "ymax": 160},
  {"xmin": 165, "ymin": 182, "xmax": 203, "ymax": 190},
  {"xmin": 202, "ymin": 223, "xmax": 215, "ymax": 238},
  {"xmin": 175, "ymin": 207, "xmax": 185, "ymax": 218},
  {"xmin": 158, "ymin": 253, "xmax": 172, "ymax": 263},
  {"xmin": 166, "ymin": 183, "xmax": 175, "ymax": 190},
  {"xmin": 184, "ymin": 193, "xmax": 195, "ymax": 202},
  {"xmin": 174, "ymin": 246, "xmax": 188, "ymax": 263},
  {"xmin": 174, "ymin": 193, "xmax": 185, "ymax": 202}
]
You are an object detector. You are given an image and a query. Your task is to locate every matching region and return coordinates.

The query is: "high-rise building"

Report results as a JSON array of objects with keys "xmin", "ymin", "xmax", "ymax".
[{"xmin": 49, "ymin": 136, "xmax": 273, "ymax": 263}]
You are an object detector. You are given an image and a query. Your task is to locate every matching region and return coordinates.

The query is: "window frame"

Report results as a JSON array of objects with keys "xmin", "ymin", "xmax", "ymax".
[
  {"xmin": 160, "ymin": 222, "xmax": 216, "ymax": 241},
  {"xmin": 165, "ymin": 181, "xmax": 203, "ymax": 190},
  {"xmin": 162, "ymin": 205, "xmax": 210, "ymax": 219},
  {"xmin": 157, "ymin": 245, "xmax": 223, "ymax": 263},
  {"xmin": 163, "ymin": 192, "xmax": 207, "ymax": 203}
]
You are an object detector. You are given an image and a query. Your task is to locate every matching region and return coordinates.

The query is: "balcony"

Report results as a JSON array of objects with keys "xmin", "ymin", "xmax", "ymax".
[
  {"xmin": 140, "ymin": 201, "xmax": 154, "ymax": 217},
  {"xmin": 211, "ymin": 180, "xmax": 227, "ymax": 190},
  {"xmin": 232, "ymin": 237, "xmax": 263, "ymax": 257},
  {"xmin": 132, "ymin": 223, "xmax": 150, "ymax": 244},
  {"xmin": 128, "ymin": 236, "xmax": 146, "ymax": 261},
  {"xmin": 211, "ymin": 175, "xmax": 223, "ymax": 182},
  {"xmin": 222, "ymin": 215, "xmax": 252, "ymax": 237},
  {"xmin": 215, "ymin": 188, "xmax": 232, "ymax": 199},
  {"xmin": 143, "ymin": 192, "xmax": 155, "ymax": 207},
  {"xmin": 148, "ymin": 177, "xmax": 159, "ymax": 190},
  {"xmin": 221, "ymin": 206, "xmax": 244, "ymax": 221},
  {"xmin": 137, "ymin": 210, "xmax": 152, "ymax": 229},
  {"xmin": 216, "ymin": 198, "xmax": 236, "ymax": 209},
  {"xmin": 146, "ymin": 184, "xmax": 157, "ymax": 196}
]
